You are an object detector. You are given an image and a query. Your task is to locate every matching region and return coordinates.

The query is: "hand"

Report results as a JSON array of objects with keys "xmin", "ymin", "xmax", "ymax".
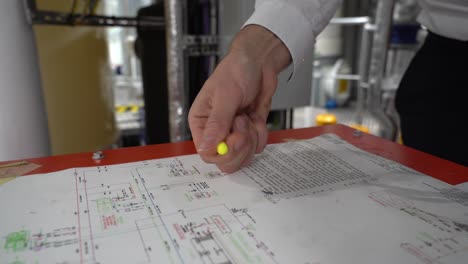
[{"xmin": 189, "ymin": 25, "xmax": 291, "ymax": 173}]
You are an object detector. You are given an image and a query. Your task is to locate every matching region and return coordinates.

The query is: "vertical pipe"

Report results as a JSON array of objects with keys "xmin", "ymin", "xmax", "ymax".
[
  {"xmin": 164, "ymin": 0, "xmax": 189, "ymax": 142},
  {"xmin": 356, "ymin": 23, "xmax": 373, "ymax": 124},
  {"xmin": 209, "ymin": 0, "xmax": 219, "ymax": 74},
  {"xmin": 0, "ymin": 1, "xmax": 50, "ymax": 160},
  {"xmin": 366, "ymin": 0, "xmax": 396, "ymax": 139},
  {"xmin": 368, "ymin": 0, "xmax": 395, "ymax": 110}
]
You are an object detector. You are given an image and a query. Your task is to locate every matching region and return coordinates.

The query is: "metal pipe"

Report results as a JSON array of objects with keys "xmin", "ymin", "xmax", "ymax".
[
  {"xmin": 330, "ymin": 16, "xmax": 370, "ymax": 25},
  {"xmin": 368, "ymin": 0, "xmax": 394, "ymax": 108},
  {"xmin": 165, "ymin": 0, "xmax": 190, "ymax": 142},
  {"xmin": 334, "ymin": 74, "xmax": 361, "ymax": 81},
  {"xmin": 356, "ymin": 23, "xmax": 373, "ymax": 124},
  {"xmin": 367, "ymin": 0, "xmax": 396, "ymax": 139},
  {"xmin": 32, "ymin": 11, "xmax": 166, "ymax": 28},
  {"xmin": 23, "ymin": 0, "xmax": 165, "ymax": 28}
]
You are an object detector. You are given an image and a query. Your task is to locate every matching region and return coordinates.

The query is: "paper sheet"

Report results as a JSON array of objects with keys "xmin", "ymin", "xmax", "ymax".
[
  {"xmin": 1, "ymin": 134, "xmax": 467, "ymax": 264},
  {"xmin": 455, "ymin": 182, "xmax": 468, "ymax": 192}
]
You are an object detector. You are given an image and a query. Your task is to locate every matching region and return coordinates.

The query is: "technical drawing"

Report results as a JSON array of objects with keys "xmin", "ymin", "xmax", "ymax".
[
  {"xmin": 0, "ymin": 161, "xmax": 277, "ymax": 264},
  {"xmin": 2, "ymin": 134, "xmax": 468, "ymax": 264},
  {"xmin": 440, "ymin": 188, "xmax": 468, "ymax": 208},
  {"xmin": 368, "ymin": 190, "xmax": 415, "ymax": 208},
  {"xmin": 135, "ymin": 204, "xmax": 277, "ymax": 264},
  {"xmin": 369, "ymin": 190, "xmax": 468, "ymax": 263},
  {"xmin": 401, "ymin": 232, "xmax": 468, "ymax": 264}
]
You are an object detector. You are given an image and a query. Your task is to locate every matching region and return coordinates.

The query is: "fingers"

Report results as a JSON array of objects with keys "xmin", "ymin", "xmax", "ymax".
[
  {"xmin": 198, "ymin": 115, "xmax": 258, "ymax": 173},
  {"xmin": 251, "ymin": 68, "xmax": 277, "ymax": 154},
  {"xmin": 251, "ymin": 113, "xmax": 269, "ymax": 154},
  {"xmin": 249, "ymin": 92, "xmax": 271, "ymax": 155},
  {"xmin": 199, "ymin": 91, "xmax": 241, "ymax": 152},
  {"xmin": 241, "ymin": 118, "xmax": 259, "ymax": 167},
  {"xmin": 189, "ymin": 75, "xmax": 274, "ymax": 173},
  {"xmin": 189, "ymin": 93, "xmax": 208, "ymax": 149},
  {"xmin": 217, "ymin": 116, "xmax": 255, "ymax": 173},
  {"xmin": 188, "ymin": 51, "xmax": 279, "ymax": 173},
  {"xmin": 189, "ymin": 79, "xmax": 242, "ymax": 155},
  {"xmin": 220, "ymin": 115, "xmax": 259, "ymax": 173}
]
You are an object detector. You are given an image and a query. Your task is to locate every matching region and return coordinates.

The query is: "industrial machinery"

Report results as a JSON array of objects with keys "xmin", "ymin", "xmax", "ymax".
[
  {"xmin": 0, "ymin": 0, "xmax": 423, "ymax": 161},
  {"xmin": 307, "ymin": 0, "xmax": 423, "ymax": 140}
]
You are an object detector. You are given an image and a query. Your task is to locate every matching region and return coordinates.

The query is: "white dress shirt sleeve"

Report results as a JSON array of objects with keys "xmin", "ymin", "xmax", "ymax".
[
  {"xmin": 244, "ymin": 0, "xmax": 340, "ymax": 77},
  {"xmin": 416, "ymin": 0, "xmax": 468, "ymax": 41}
]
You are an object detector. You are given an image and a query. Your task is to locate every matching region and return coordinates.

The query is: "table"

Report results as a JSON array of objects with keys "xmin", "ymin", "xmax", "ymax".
[{"xmin": 1, "ymin": 124, "xmax": 467, "ymax": 185}]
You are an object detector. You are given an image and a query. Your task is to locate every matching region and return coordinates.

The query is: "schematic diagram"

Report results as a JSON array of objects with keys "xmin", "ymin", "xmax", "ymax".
[
  {"xmin": 369, "ymin": 190, "xmax": 468, "ymax": 263},
  {"xmin": 135, "ymin": 204, "xmax": 277, "ymax": 264},
  {"xmin": 368, "ymin": 190, "xmax": 415, "ymax": 208},
  {"xmin": 1, "ymin": 134, "xmax": 467, "ymax": 264},
  {"xmin": 399, "ymin": 207, "xmax": 468, "ymax": 263},
  {"xmin": 1, "ymin": 157, "xmax": 277, "ymax": 264},
  {"xmin": 401, "ymin": 233, "xmax": 468, "ymax": 264}
]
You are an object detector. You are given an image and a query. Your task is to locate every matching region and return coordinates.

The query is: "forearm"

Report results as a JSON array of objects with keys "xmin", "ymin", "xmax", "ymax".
[
  {"xmin": 244, "ymin": 0, "xmax": 341, "ymax": 75},
  {"xmin": 229, "ymin": 25, "xmax": 291, "ymax": 75}
]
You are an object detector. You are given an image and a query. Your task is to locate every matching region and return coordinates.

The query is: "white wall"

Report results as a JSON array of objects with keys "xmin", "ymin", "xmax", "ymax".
[{"xmin": 0, "ymin": 1, "xmax": 50, "ymax": 160}]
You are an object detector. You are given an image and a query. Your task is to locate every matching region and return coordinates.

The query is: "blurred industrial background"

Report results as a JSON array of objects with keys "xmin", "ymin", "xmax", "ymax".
[{"xmin": 0, "ymin": 0, "xmax": 424, "ymax": 160}]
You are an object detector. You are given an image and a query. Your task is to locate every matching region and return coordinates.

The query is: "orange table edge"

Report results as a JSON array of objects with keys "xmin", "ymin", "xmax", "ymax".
[{"xmin": 1, "ymin": 124, "xmax": 467, "ymax": 185}]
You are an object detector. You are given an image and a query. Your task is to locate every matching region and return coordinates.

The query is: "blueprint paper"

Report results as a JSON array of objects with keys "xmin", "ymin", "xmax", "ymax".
[
  {"xmin": 455, "ymin": 182, "xmax": 468, "ymax": 192},
  {"xmin": 1, "ymin": 134, "xmax": 467, "ymax": 264}
]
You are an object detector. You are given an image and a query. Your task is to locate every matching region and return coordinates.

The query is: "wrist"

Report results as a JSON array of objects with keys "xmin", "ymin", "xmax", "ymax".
[{"xmin": 229, "ymin": 25, "xmax": 291, "ymax": 75}]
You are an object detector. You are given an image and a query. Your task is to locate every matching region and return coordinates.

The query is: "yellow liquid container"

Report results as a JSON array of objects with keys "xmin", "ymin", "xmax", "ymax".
[
  {"xmin": 349, "ymin": 124, "xmax": 370, "ymax": 133},
  {"xmin": 34, "ymin": 0, "xmax": 117, "ymax": 155},
  {"xmin": 315, "ymin": 113, "xmax": 338, "ymax": 126}
]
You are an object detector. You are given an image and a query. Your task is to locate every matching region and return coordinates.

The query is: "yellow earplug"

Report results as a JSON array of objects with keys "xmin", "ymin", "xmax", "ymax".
[{"xmin": 217, "ymin": 142, "xmax": 229, "ymax": 156}]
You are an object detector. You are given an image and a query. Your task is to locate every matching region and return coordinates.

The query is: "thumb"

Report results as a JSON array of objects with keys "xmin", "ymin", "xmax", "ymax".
[{"xmin": 197, "ymin": 92, "xmax": 241, "ymax": 152}]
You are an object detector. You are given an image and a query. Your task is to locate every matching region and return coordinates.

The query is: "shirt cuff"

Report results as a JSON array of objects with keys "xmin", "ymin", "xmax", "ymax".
[{"xmin": 243, "ymin": 0, "xmax": 315, "ymax": 80}]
